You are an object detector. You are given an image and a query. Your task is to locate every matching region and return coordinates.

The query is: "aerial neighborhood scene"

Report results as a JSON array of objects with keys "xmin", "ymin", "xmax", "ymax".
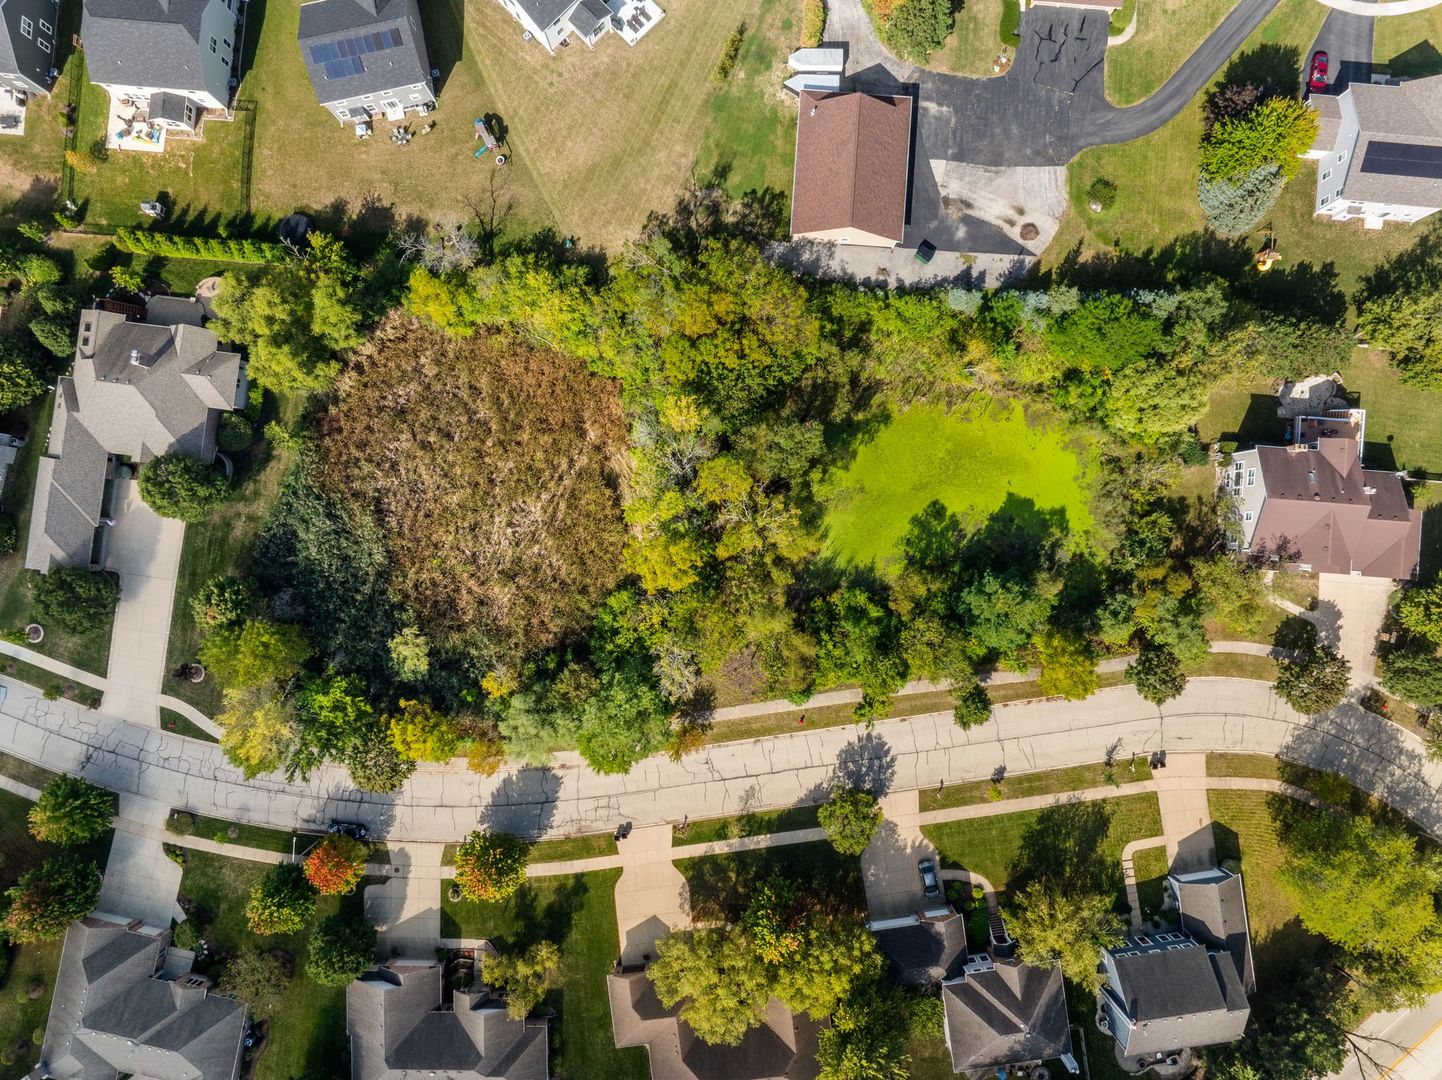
[{"xmin": 5, "ymin": 0, "xmax": 1442, "ymax": 1076}]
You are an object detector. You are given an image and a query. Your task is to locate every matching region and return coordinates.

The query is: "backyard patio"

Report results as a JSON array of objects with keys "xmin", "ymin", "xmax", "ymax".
[
  {"xmin": 608, "ymin": 0, "xmax": 665, "ymax": 45},
  {"xmin": 0, "ymin": 88, "xmax": 27, "ymax": 137},
  {"xmin": 104, "ymin": 92, "xmax": 166, "ymax": 152}
]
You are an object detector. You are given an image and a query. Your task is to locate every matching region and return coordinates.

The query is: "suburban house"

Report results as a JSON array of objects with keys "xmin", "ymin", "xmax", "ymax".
[
  {"xmin": 80, "ymin": 0, "xmax": 240, "ymax": 149},
  {"xmin": 941, "ymin": 955, "xmax": 1074, "ymax": 1078},
  {"xmin": 1225, "ymin": 407, "xmax": 1422, "ymax": 579},
  {"xmin": 1097, "ymin": 867, "xmax": 1255, "ymax": 1070},
  {"xmin": 790, "ymin": 89, "xmax": 914, "ymax": 248},
  {"xmin": 0, "ymin": 0, "xmax": 60, "ymax": 101},
  {"xmin": 871, "ymin": 913, "xmax": 969, "ymax": 988},
  {"xmin": 347, "ymin": 958, "xmax": 549, "ymax": 1080},
  {"xmin": 494, "ymin": 0, "xmax": 665, "ymax": 54},
  {"xmin": 24, "ymin": 298, "xmax": 245, "ymax": 574},
  {"xmin": 607, "ymin": 969, "xmax": 822, "ymax": 1080},
  {"xmin": 36, "ymin": 917, "xmax": 248, "ymax": 1080},
  {"xmin": 1304, "ymin": 74, "xmax": 1442, "ymax": 228},
  {"xmin": 297, "ymin": 0, "xmax": 435, "ymax": 126}
]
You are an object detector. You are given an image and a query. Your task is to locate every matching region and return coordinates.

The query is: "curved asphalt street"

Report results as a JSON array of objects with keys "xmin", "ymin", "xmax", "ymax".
[{"xmin": 4, "ymin": 673, "xmax": 1440, "ymax": 844}]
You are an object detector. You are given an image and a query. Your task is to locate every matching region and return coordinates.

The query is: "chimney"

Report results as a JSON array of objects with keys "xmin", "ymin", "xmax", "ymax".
[
  {"xmin": 129, "ymin": 349, "xmax": 142, "ymax": 366},
  {"xmin": 1307, "ymin": 469, "xmax": 1316, "ymax": 485},
  {"xmin": 355, "ymin": 0, "xmax": 382, "ymax": 13}
]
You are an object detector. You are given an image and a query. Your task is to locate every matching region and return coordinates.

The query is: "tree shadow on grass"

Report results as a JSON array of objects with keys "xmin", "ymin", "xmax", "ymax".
[{"xmin": 1009, "ymin": 799, "xmax": 1118, "ymax": 899}]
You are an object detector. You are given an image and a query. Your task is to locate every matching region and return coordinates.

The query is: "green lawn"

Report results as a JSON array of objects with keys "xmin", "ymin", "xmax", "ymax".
[
  {"xmin": 1131, "ymin": 843, "xmax": 1169, "ymax": 920},
  {"xmin": 674, "ymin": 803, "xmax": 820, "ymax": 846},
  {"xmin": 0, "ymin": 394, "xmax": 116, "ymax": 675},
  {"xmin": 921, "ymin": 792, "xmax": 1163, "ymax": 907},
  {"xmin": 676, "ymin": 840, "xmax": 865, "ymax": 923},
  {"xmin": 819, "ymin": 397, "xmax": 1098, "ymax": 572},
  {"xmin": 0, "ymin": 750, "xmax": 59, "ymax": 789},
  {"xmin": 1208, "ymin": 789, "xmax": 1328, "ymax": 991},
  {"xmin": 440, "ymin": 869, "xmax": 650, "ymax": 1080},
  {"xmin": 528, "ymin": 833, "xmax": 620, "ymax": 863},
  {"xmin": 68, "ymin": 55, "xmax": 250, "ymax": 228},
  {"xmin": 694, "ymin": 0, "xmax": 797, "ymax": 199},
  {"xmin": 0, "ymin": 0, "xmax": 79, "ymax": 218},
  {"xmin": 933, "ymin": 0, "xmax": 1009, "ymax": 77},
  {"xmin": 1374, "ymin": 6, "xmax": 1442, "ymax": 77},
  {"xmin": 160, "ymin": 706, "xmax": 218, "ymax": 742},
  {"xmin": 920, "ymin": 760, "xmax": 1153, "ymax": 813},
  {"xmin": 169, "ymin": 809, "xmax": 321, "ymax": 855},
  {"xmin": 1104, "ymin": 0, "xmax": 1238, "ymax": 106},
  {"xmin": 162, "ymin": 395, "xmax": 299, "ymax": 714},
  {"xmin": 1340, "ymin": 349, "xmax": 1442, "ymax": 477},
  {"xmin": 177, "ymin": 852, "xmax": 352, "ymax": 1080},
  {"xmin": 1049, "ymin": 0, "xmax": 1421, "ymax": 308}
]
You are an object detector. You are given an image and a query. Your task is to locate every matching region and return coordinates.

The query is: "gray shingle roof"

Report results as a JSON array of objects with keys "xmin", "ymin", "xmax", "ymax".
[
  {"xmin": 1106, "ymin": 947, "xmax": 1249, "ymax": 1058},
  {"xmin": 1338, "ymin": 75, "xmax": 1442, "ymax": 208},
  {"xmin": 566, "ymin": 0, "xmax": 609, "ymax": 35},
  {"xmin": 1175, "ymin": 871, "xmax": 1255, "ymax": 994},
  {"xmin": 23, "ymin": 304, "xmax": 245, "ymax": 573},
  {"xmin": 41, "ymin": 920, "xmax": 247, "ymax": 1080},
  {"xmin": 346, "ymin": 962, "xmax": 548, "ymax": 1080},
  {"xmin": 81, "ymin": 0, "xmax": 217, "ymax": 94},
  {"xmin": 607, "ymin": 972, "xmax": 821, "ymax": 1080},
  {"xmin": 940, "ymin": 960, "xmax": 1071, "ymax": 1077},
  {"xmin": 874, "ymin": 917, "xmax": 969, "ymax": 987},
  {"xmin": 511, "ymin": 0, "xmax": 580, "ymax": 32},
  {"xmin": 297, "ymin": 0, "xmax": 431, "ymax": 105}
]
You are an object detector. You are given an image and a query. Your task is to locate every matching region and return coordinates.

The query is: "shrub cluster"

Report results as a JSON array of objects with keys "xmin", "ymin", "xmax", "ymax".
[
  {"xmin": 801, "ymin": 0, "xmax": 826, "ymax": 46},
  {"xmin": 713, "ymin": 22, "xmax": 747, "ymax": 82},
  {"xmin": 113, "ymin": 229, "xmax": 288, "ymax": 264}
]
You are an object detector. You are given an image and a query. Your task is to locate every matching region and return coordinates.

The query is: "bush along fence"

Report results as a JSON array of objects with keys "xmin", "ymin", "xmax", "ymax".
[{"xmin": 112, "ymin": 229, "xmax": 289, "ymax": 264}]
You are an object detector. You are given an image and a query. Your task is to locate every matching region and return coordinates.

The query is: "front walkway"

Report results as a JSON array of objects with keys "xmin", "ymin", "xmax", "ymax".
[
  {"xmin": 101, "ymin": 480, "xmax": 184, "ymax": 726},
  {"xmin": 96, "ymin": 794, "xmax": 183, "ymax": 930}
]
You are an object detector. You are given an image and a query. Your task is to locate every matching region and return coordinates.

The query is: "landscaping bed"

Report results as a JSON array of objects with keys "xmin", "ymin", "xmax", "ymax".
[{"xmin": 439, "ymin": 869, "xmax": 650, "ymax": 1080}]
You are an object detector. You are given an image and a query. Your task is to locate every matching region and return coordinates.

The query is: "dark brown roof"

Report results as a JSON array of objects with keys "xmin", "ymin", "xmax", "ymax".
[
  {"xmin": 1252, "ymin": 439, "xmax": 1421, "ymax": 578},
  {"xmin": 941, "ymin": 961, "xmax": 1071, "ymax": 1076},
  {"xmin": 790, "ymin": 90, "xmax": 913, "ymax": 243}
]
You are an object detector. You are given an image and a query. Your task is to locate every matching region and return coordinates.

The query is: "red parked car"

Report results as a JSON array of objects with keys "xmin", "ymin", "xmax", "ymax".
[{"xmin": 1308, "ymin": 50, "xmax": 1329, "ymax": 92}]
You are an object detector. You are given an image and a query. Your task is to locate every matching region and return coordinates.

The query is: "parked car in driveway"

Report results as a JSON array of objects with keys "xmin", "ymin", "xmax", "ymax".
[
  {"xmin": 918, "ymin": 858, "xmax": 941, "ymax": 900},
  {"xmin": 1309, "ymin": 50, "xmax": 1329, "ymax": 93}
]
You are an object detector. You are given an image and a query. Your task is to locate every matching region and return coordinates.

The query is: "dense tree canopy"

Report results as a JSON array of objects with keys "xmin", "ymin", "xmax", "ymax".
[
  {"xmin": 28, "ymin": 776, "xmax": 113, "ymax": 845},
  {"xmin": 138, "ymin": 453, "xmax": 229, "ymax": 522},
  {"xmin": 245, "ymin": 864, "xmax": 317, "ymax": 935},
  {"xmin": 817, "ymin": 788, "xmax": 883, "ymax": 856},
  {"xmin": 452, "ymin": 830, "xmax": 529, "ymax": 903},
  {"xmin": 33, "ymin": 567, "xmax": 119, "ymax": 634},
  {"xmin": 2, "ymin": 854, "xmax": 102, "ymax": 942}
]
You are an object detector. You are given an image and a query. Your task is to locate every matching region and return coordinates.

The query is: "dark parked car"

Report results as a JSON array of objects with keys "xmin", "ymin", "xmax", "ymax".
[
  {"xmin": 1308, "ymin": 51, "xmax": 1329, "ymax": 93},
  {"xmin": 327, "ymin": 820, "xmax": 369, "ymax": 841},
  {"xmin": 918, "ymin": 858, "xmax": 941, "ymax": 900}
]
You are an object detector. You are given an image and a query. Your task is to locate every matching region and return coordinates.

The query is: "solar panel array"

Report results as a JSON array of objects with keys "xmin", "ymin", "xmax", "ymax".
[
  {"xmin": 309, "ymin": 27, "xmax": 404, "ymax": 80},
  {"xmin": 1359, "ymin": 140, "xmax": 1442, "ymax": 181}
]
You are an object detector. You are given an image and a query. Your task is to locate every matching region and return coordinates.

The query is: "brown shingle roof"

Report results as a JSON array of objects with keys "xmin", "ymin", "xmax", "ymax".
[
  {"xmin": 790, "ymin": 90, "xmax": 913, "ymax": 243},
  {"xmin": 1252, "ymin": 439, "xmax": 1421, "ymax": 578}
]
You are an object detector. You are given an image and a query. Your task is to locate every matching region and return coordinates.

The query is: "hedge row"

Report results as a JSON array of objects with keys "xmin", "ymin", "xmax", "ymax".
[
  {"xmin": 801, "ymin": 0, "xmax": 826, "ymax": 47},
  {"xmin": 112, "ymin": 229, "xmax": 288, "ymax": 264}
]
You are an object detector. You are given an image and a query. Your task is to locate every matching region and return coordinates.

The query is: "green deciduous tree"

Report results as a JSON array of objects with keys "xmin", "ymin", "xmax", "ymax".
[
  {"xmin": 1008, "ymin": 881, "xmax": 1123, "ymax": 990},
  {"xmin": 199, "ymin": 618, "xmax": 312, "ymax": 692},
  {"xmin": 649, "ymin": 928, "xmax": 772, "ymax": 1046},
  {"xmin": 1281, "ymin": 810, "xmax": 1442, "ymax": 1007},
  {"xmin": 875, "ymin": 0, "xmax": 954, "ymax": 62},
  {"xmin": 772, "ymin": 913, "xmax": 884, "ymax": 1019},
  {"xmin": 818, "ymin": 787, "xmax": 883, "ymax": 856},
  {"xmin": 32, "ymin": 567, "xmax": 119, "ymax": 634},
  {"xmin": 482, "ymin": 940, "xmax": 560, "ymax": 1020},
  {"xmin": 952, "ymin": 682, "xmax": 993, "ymax": 729},
  {"xmin": 245, "ymin": 863, "xmax": 316, "ymax": 936},
  {"xmin": 1275, "ymin": 640, "xmax": 1350, "ymax": 714},
  {"xmin": 453, "ymin": 831, "xmax": 530, "ymax": 903},
  {"xmin": 1200, "ymin": 96, "xmax": 1318, "ymax": 180},
  {"xmin": 0, "ymin": 338, "xmax": 44, "ymax": 414},
  {"xmin": 1357, "ymin": 286, "xmax": 1442, "ymax": 388},
  {"xmin": 1397, "ymin": 583, "xmax": 1442, "ymax": 646},
  {"xmin": 2, "ymin": 854, "xmax": 101, "ymax": 943},
  {"xmin": 1127, "ymin": 644, "xmax": 1188, "ymax": 706},
  {"xmin": 189, "ymin": 576, "xmax": 256, "ymax": 632},
  {"xmin": 810, "ymin": 586, "xmax": 907, "ymax": 721},
  {"xmin": 137, "ymin": 453, "xmax": 229, "ymax": 522},
  {"xmin": 1034, "ymin": 626, "xmax": 1098, "ymax": 701},
  {"xmin": 217, "ymin": 687, "xmax": 297, "ymax": 778},
  {"xmin": 218, "ymin": 947, "xmax": 291, "ymax": 1015},
  {"xmin": 386, "ymin": 698, "xmax": 462, "ymax": 762},
  {"xmin": 1194, "ymin": 556, "xmax": 1270, "ymax": 637},
  {"xmin": 1380, "ymin": 643, "xmax": 1442, "ymax": 706},
  {"xmin": 575, "ymin": 671, "xmax": 670, "ymax": 774},
  {"xmin": 306, "ymin": 913, "xmax": 377, "ymax": 987},
  {"xmin": 345, "ymin": 729, "xmax": 417, "ymax": 793},
  {"xmin": 817, "ymin": 979, "xmax": 911, "ymax": 1080},
  {"xmin": 28, "ymin": 776, "xmax": 113, "ymax": 845}
]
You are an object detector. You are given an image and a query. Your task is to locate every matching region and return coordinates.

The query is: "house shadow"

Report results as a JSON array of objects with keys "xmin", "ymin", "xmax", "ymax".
[
  {"xmin": 1384, "ymin": 40, "xmax": 1442, "ymax": 79},
  {"xmin": 1219, "ymin": 394, "xmax": 1282, "ymax": 449},
  {"xmin": 1010, "ymin": 798, "xmax": 1118, "ymax": 900},
  {"xmin": 427, "ymin": 0, "xmax": 466, "ymax": 94}
]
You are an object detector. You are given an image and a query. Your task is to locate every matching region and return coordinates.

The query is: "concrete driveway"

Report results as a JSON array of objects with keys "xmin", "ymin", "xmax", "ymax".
[
  {"xmin": 101, "ymin": 479, "xmax": 184, "ymax": 726},
  {"xmin": 96, "ymin": 795, "xmax": 182, "ymax": 931},
  {"xmin": 1315, "ymin": 573, "xmax": 1395, "ymax": 686},
  {"xmin": 861, "ymin": 792, "xmax": 941, "ymax": 922}
]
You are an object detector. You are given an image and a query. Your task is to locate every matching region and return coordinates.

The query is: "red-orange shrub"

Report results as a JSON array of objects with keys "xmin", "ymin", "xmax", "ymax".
[{"xmin": 304, "ymin": 834, "xmax": 368, "ymax": 895}]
